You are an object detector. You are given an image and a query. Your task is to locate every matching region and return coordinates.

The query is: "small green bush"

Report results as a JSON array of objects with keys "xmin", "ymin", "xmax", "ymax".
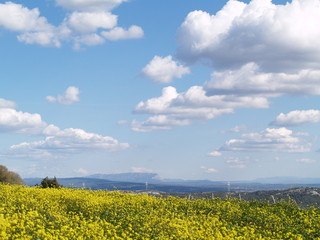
[{"xmin": 40, "ymin": 176, "xmax": 62, "ymax": 188}]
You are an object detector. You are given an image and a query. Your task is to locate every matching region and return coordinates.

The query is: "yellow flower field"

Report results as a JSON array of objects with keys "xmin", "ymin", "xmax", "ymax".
[{"xmin": 0, "ymin": 184, "xmax": 319, "ymax": 239}]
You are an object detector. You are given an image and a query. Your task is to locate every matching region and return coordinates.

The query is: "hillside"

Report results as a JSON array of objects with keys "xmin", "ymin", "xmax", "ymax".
[{"xmin": 165, "ymin": 187, "xmax": 320, "ymax": 208}]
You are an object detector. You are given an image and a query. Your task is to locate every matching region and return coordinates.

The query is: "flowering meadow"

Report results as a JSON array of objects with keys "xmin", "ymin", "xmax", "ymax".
[{"xmin": 0, "ymin": 184, "xmax": 319, "ymax": 239}]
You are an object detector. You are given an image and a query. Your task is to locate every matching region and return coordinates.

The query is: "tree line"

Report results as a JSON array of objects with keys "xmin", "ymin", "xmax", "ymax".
[{"xmin": 0, "ymin": 165, "xmax": 61, "ymax": 188}]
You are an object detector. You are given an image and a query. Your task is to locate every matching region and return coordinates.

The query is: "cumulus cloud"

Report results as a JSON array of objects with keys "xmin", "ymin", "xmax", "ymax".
[
  {"xmin": 0, "ymin": 1, "xmax": 142, "ymax": 48},
  {"xmin": 0, "ymin": 106, "xmax": 129, "ymax": 157},
  {"xmin": 132, "ymin": 86, "xmax": 268, "ymax": 131},
  {"xmin": 0, "ymin": 108, "xmax": 47, "ymax": 134},
  {"xmin": 73, "ymin": 33, "xmax": 105, "ymax": 49},
  {"xmin": 0, "ymin": 2, "xmax": 60, "ymax": 47},
  {"xmin": 0, "ymin": 97, "xmax": 129, "ymax": 159},
  {"xmin": 7, "ymin": 127, "xmax": 130, "ymax": 159},
  {"xmin": 135, "ymin": 86, "xmax": 268, "ymax": 116},
  {"xmin": 66, "ymin": 11, "xmax": 117, "ymax": 33},
  {"xmin": 17, "ymin": 30, "xmax": 62, "ymax": 47},
  {"xmin": 56, "ymin": 0, "xmax": 128, "ymax": 12},
  {"xmin": 0, "ymin": 2, "xmax": 52, "ymax": 32},
  {"xmin": 220, "ymin": 127, "xmax": 311, "ymax": 153},
  {"xmin": 131, "ymin": 116, "xmax": 190, "ymax": 132},
  {"xmin": 140, "ymin": 56, "xmax": 190, "ymax": 84},
  {"xmin": 271, "ymin": 110, "xmax": 320, "ymax": 126},
  {"xmin": 177, "ymin": 0, "xmax": 320, "ymax": 72},
  {"xmin": 46, "ymin": 86, "xmax": 80, "ymax": 105},
  {"xmin": 0, "ymin": 98, "xmax": 63, "ymax": 136},
  {"xmin": 102, "ymin": 25, "xmax": 144, "ymax": 41},
  {"xmin": 132, "ymin": 0, "xmax": 320, "ymax": 131},
  {"xmin": 0, "ymin": 98, "xmax": 16, "ymax": 109},
  {"xmin": 205, "ymin": 63, "xmax": 320, "ymax": 97}
]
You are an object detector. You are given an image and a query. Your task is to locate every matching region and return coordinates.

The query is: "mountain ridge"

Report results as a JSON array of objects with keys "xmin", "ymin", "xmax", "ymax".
[{"xmin": 23, "ymin": 173, "xmax": 320, "ymax": 193}]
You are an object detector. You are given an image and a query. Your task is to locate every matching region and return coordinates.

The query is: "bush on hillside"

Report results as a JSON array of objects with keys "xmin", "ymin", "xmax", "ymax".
[
  {"xmin": 0, "ymin": 165, "xmax": 23, "ymax": 185},
  {"xmin": 40, "ymin": 176, "xmax": 62, "ymax": 188}
]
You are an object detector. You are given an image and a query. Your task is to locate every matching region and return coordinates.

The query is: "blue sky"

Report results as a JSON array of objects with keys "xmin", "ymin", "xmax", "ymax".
[{"xmin": 0, "ymin": 0, "xmax": 320, "ymax": 181}]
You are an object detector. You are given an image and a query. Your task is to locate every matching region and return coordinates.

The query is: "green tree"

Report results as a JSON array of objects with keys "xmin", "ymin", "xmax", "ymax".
[
  {"xmin": 40, "ymin": 177, "xmax": 62, "ymax": 188},
  {"xmin": 0, "ymin": 165, "xmax": 23, "ymax": 185}
]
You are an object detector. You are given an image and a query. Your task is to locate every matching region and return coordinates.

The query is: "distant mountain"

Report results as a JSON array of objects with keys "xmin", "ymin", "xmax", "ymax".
[
  {"xmin": 23, "ymin": 174, "xmax": 320, "ymax": 193},
  {"xmin": 88, "ymin": 172, "xmax": 163, "ymax": 183},
  {"xmin": 88, "ymin": 173, "xmax": 320, "ymax": 186},
  {"xmin": 89, "ymin": 173, "xmax": 320, "ymax": 186},
  {"xmin": 23, "ymin": 177, "xmax": 228, "ymax": 192},
  {"xmin": 88, "ymin": 172, "xmax": 223, "ymax": 185}
]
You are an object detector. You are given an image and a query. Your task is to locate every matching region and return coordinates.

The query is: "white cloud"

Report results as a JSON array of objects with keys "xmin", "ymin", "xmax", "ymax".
[
  {"xmin": 0, "ymin": 99, "xmax": 70, "ymax": 136},
  {"xmin": 131, "ymin": 116, "xmax": 190, "ymax": 132},
  {"xmin": 0, "ymin": 2, "xmax": 60, "ymax": 47},
  {"xmin": 67, "ymin": 11, "xmax": 117, "ymax": 33},
  {"xmin": 0, "ymin": 98, "xmax": 16, "ymax": 109},
  {"xmin": 0, "ymin": 97, "xmax": 129, "ymax": 159},
  {"xmin": 131, "ymin": 167, "xmax": 154, "ymax": 173},
  {"xmin": 7, "ymin": 127, "xmax": 130, "ymax": 158},
  {"xmin": 132, "ymin": 85, "xmax": 268, "ymax": 131},
  {"xmin": 220, "ymin": 127, "xmax": 311, "ymax": 153},
  {"xmin": 177, "ymin": 0, "xmax": 246, "ymax": 66},
  {"xmin": 56, "ymin": 0, "xmax": 128, "ymax": 12},
  {"xmin": 140, "ymin": 56, "xmax": 190, "ymax": 84},
  {"xmin": 102, "ymin": 25, "xmax": 144, "ymax": 41},
  {"xmin": 177, "ymin": 0, "xmax": 320, "ymax": 72},
  {"xmin": 0, "ymin": 108, "xmax": 47, "ymax": 134},
  {"xmin": 73, "ymin": 33, "xmax": 105, "ymax": 49},
  {"xmin": 205, "ymin": 63, "xmax": 320, "ymax": 97},
  {"xmin": 0, "ymin": 1, "xmax": 142, "ymax": 48},
  {"xmin": 0, "ymin": 2, "xmax": 52, "ymax": 32},
  {"xmin": 131, "ymin": 0, "xmax": 320, "ymax": 131},
  {"xmin": 46, "ymin": 86, "xmax": 80, "ymax": 105},
  {"xmin": 135, "ymin": 86, "xmax": 268, "ymax": 117},
  {"xmin": 208, "ymin": 151, "xmax": 222, "ymax": 157},
  {"xmin": 296, "ymin": 158, "xmax": 316, "ymax": 164},
  {"xmin": 18, "ymin": 30, "xmax": 62, "ymax": 47},
  {"xmin": 201, "ymin": 166, "xmax": 218, "ymax": 173},
  {"xmin": 271, "ymin": 110, "xmax": 320, "ymax": 126}
]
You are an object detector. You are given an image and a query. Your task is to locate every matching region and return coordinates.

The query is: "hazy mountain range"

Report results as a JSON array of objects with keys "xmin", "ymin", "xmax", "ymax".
[
  {"xmin": 23, "ymin": 173, "xmax": 320, "ymax": 193},
  {"xmin": 88, "ymin": 173, "xmax": 320, "ymax": 185}
]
